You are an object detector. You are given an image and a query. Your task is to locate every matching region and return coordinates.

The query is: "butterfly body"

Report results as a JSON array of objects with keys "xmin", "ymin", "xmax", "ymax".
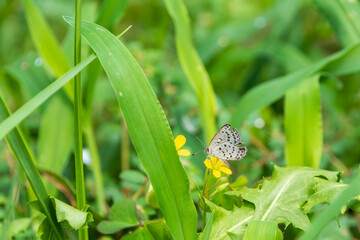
[{"xmin": 204, "ymin": 124, "xmax": 247, "ymax": 163}]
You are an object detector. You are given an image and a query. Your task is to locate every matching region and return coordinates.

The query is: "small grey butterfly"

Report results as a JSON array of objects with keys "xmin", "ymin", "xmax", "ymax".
[{"xmin": 204, "ymin": 124, "xmax": 247, "ymax": 163}]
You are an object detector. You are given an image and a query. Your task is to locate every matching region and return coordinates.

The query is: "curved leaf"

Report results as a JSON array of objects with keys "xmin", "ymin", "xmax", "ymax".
[{"xmin": 64, "ymin": 17, "xmax": 197, "ymax": 240}]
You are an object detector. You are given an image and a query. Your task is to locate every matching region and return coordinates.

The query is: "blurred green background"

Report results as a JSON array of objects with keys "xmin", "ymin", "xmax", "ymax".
[{"xmin": 0, "ymin": 0, "xmax": 360, "ymax": 239}]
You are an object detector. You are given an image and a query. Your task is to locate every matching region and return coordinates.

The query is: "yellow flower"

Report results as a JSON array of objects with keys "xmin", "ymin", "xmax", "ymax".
[
  {"xmin": 174, "ymin": 135, "xmax": 190, "ymax": 156},
  {"xmin": 204, "ymin": 156, "xmax": 232, "ymax": 178}
]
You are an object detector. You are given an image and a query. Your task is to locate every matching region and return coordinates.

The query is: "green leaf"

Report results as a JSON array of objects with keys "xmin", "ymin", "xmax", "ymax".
[
  {"xmin": 299, "ymin": 173, "xmax": 360, "ymax": 239},
  {"xmin": 97, "ymin": 199, "xmax": 138, "ymax": 234},
  {"xmin": 64, "ymin": 17, "xmax": 197, "ymax": 240},
  {"xmin": 120, "ymin": 170, "xmax": 146, "ymax": 185},
  {"xmin": 199, "ymin": 211, "xmax": 214, "ymax": 240},
  {"xmin": 314, "ymin": 0, "xmax": 360, "ymax": 46},
  {"xmin": 144, "ymin": 219, "xmax": 172, "ymax": 240},
  {"xmin": 51, "ymin": 197, "xmax": 93, "ymax": 230},
  {"xmin": 22, "ymin": 0, "xmax": 73, "ymax": 99},
  {"xmin": 303, "ymin": 177, "xmax": 350, "ymax": 212},
  {"xmin": 230, "ymin": 175, "xmax": 248, "ymax": 190},
  {"xmin": 204, "ymin": 198, "xmax": 254, "ymax": 240},
  {"xmin": 0, "ymin": 53, "xmax": 96, "ymax": 141},
  {"xmin": 229, "ymin": 165, "xmax": 339, "ymax": 231},
  {"xmin": 243, "ymin": 220, "xmax": 278, "ymax": 240},
  {"xmin": 4, "ymin": 218, "xmax": 32, "ymax": 239},
  {"xmin": 122, "ymin": 227, "xmax": 155, "ymax": 240},
  {"xmin": 285, "ymin": 75, "xmax": 323, "ymax": 167},
  {"xmin": 0, "ymin": 97, "xmax": 66, "ymax": 239},
  {"xmin": 162, "ymin": 0, "xmax": 216, "ymax": 143},
  {"xmin": 231, "ymin": 43, "xmax": 360, "ymax": 127}
]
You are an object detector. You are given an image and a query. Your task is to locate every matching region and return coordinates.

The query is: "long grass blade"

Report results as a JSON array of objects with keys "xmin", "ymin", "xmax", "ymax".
[
  {"xmin": 0, "ymin": 97, "xmax": 66, "ymax": 240},
  {"xmin": 162, "ymin": 0, "xmax": 216, "ymax": 143},
  {"xmin": 64, "ymin": 17, "xmax": 198, "ymax": 240}
]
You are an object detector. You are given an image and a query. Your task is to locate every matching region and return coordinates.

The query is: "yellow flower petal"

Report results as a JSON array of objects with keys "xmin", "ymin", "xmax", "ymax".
[
  {"xmin": 213, "ymin": 169, "xmax": 221, "ymax": 178},
  {"xmin": 178, "ymin": 149, "xmax": 190, "ymax": 156},
  {"xmin": 211, "ymin": 156, "xmax": 218, "ymax": 165},
  {"xmin": 174, "ymin": 135, "xmax": 186, "ymax": 150},
  {"xmin": 220, "ymin": 166, "xmax": 232, "ymax": 175},
  {"xmin": 204, "ymin": 159, "xmax": 213, "ymax": 169}
]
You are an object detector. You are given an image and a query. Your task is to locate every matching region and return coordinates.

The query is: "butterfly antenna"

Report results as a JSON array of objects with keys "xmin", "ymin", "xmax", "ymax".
[
  {"xmin": 193, "ymin": 134, "xmax": 206, "ymax": 148},
  {"xmin": 191, "ymin": 149, "xmax": 204, "ymax": 156}
]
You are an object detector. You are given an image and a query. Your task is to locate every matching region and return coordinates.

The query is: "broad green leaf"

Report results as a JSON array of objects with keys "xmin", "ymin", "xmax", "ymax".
[
  {"xmin": 0, "ymin": 97, "xmax": 65, "ymax": 239},
  {"xmin": 204, "ymin": 198, "xmax": 254, "ymax": 240},
  {"xmin": 199, "ymin": 211, "xmax": 214, "ymax": 240},
  {"xmin": 64, "ymin": 17, "xmax": 197, "ymax": 240},
  {"xmin": 122, "ymin": 227, "xmax": 155, "ymax": 240},
  {"xmin": 162, "ymin": 0, "xmax": 216, "ymax": 143},
  {"xmin": 231, "ymin": 43, "xmax": 360, "ymax": 127},
  {"xmin": 285, "ymin": 75, "xmax": 323, "ymax": 167},
  {"xmin": 228, "ymin": 165, "xmax": 339, "ymax": 231},
  {"xmin": 303, "ymin": 178, "xmax": 349, "ymax": 212},
  {"xmin": 144, "ymin": 219, "xmax": 172, "ymax": 240},
  {"xmin": 314, "ymin": 0, "xmax": 360, "ymax": 46},
  {"xmin": 97, "ymin": 199, "xmax": 138, "ymax": 234},
  {"xmin": 0, "ymin": 53, "xmax": 96, "ymax": 141},
  {"xmin": 23, "ymin": 0, "xmax": 73, "ymax": 99},
  {"xmin": 51, "ymin": 197, "xmax": 93, "ymax": 230},
  {"xmin": 299, "ymin": 173, "xmax": 360, "ymax": 240},
  {"xmin": 243, "ymin": 220, "xmax": 278, "ymax": 240}
]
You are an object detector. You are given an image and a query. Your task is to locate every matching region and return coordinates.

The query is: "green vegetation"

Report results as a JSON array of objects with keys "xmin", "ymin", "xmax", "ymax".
[{"xmin": 0, "ymin": 0, "xmax": 359, "ymax": 239}]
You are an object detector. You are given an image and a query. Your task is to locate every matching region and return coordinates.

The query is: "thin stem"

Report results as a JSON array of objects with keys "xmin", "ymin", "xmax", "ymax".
[
  {"xmin": 74, "ymin": 0, "xmax": 88, "ymax": 239},
  {"xmin": 202, "ymin": 168, "xmax": 209, "ymax": 230}
]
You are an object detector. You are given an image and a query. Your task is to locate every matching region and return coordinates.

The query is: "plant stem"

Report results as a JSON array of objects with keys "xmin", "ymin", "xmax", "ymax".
[
  {"xmin": 74, "ymin": 0, "xmax": 88, "ymax": 239},
  {"xmin": 202, "ymin": 168, "xmax": 209, "ymax": 230}
]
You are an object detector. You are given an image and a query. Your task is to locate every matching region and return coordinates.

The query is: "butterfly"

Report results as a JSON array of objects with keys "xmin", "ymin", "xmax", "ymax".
[{"xmin": 204, "ymin": 124, "xmax": 247, "ymax": 164}]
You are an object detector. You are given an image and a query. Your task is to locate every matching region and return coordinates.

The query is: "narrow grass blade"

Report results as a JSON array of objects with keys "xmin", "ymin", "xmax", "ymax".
[
  {"xmin": 200, "ymin": 211, "xmax": 214, "ymax": 240},
  {"xmin": 162, "ymin": 0, "xmax": 216, "ymax": 143},
  {"xmin": 0, "ymin": 54, "xmax": 96, "ymax": 141},
  {"xmin": 285, "ymin": 75, "xmax": 323, "ymax": 168},
  {"xmin": 23, "ymin": 0, "xmax": 73, "ymax": 99},
  {"xmin": 231, "ymin": 43, "xmax": 360, "ymax": 127},
  {"xmin": 314, "ymin": 0, "xmax": 360, "ymax": 46},
  {"xmin": 64, "ymin": 17, "xmax": 197, "ymax": 240},
  {"xmin": 299, "ymin": 172, "xmax": 360, "ymax": 240},
  {"xmin": 0, "ymin": 97, "xmax": 66, "ymax": 240}
]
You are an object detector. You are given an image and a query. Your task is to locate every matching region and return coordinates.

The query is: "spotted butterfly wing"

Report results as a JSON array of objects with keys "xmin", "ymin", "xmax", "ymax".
[{"xmin": 205, "ymin": 124, "xmax": 247, "ymax": 162}]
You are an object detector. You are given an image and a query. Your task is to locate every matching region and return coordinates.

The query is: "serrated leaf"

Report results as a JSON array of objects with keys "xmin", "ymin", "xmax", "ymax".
[
  {"xmin": 97, "ymin": 199, "xmax": 138, "ymax": 234},
  {"xmin": 303, "ymin": 178, "xmax": 348, "ymax": 212},
  {"xmin": 204, "ymin": 198, "xmax": 254, "ymax": 240},
  {"xmin": 229, "ymin": 165, "xmax": 340, "ymax": 230},
  {"xmin": 51, "ymin": 197, "xmax": 93, "ymax": 230}
]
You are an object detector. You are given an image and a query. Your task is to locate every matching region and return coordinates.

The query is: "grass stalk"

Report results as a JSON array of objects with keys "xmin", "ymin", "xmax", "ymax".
[{"xmin": 74, "ymin": 0, "xmax": 88, "ymax": 239}]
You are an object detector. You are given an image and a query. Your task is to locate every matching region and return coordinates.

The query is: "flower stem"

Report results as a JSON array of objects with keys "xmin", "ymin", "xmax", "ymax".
[{"xmin": 202, "ymin": 168, "xmax": 209, "ymax": 230}]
